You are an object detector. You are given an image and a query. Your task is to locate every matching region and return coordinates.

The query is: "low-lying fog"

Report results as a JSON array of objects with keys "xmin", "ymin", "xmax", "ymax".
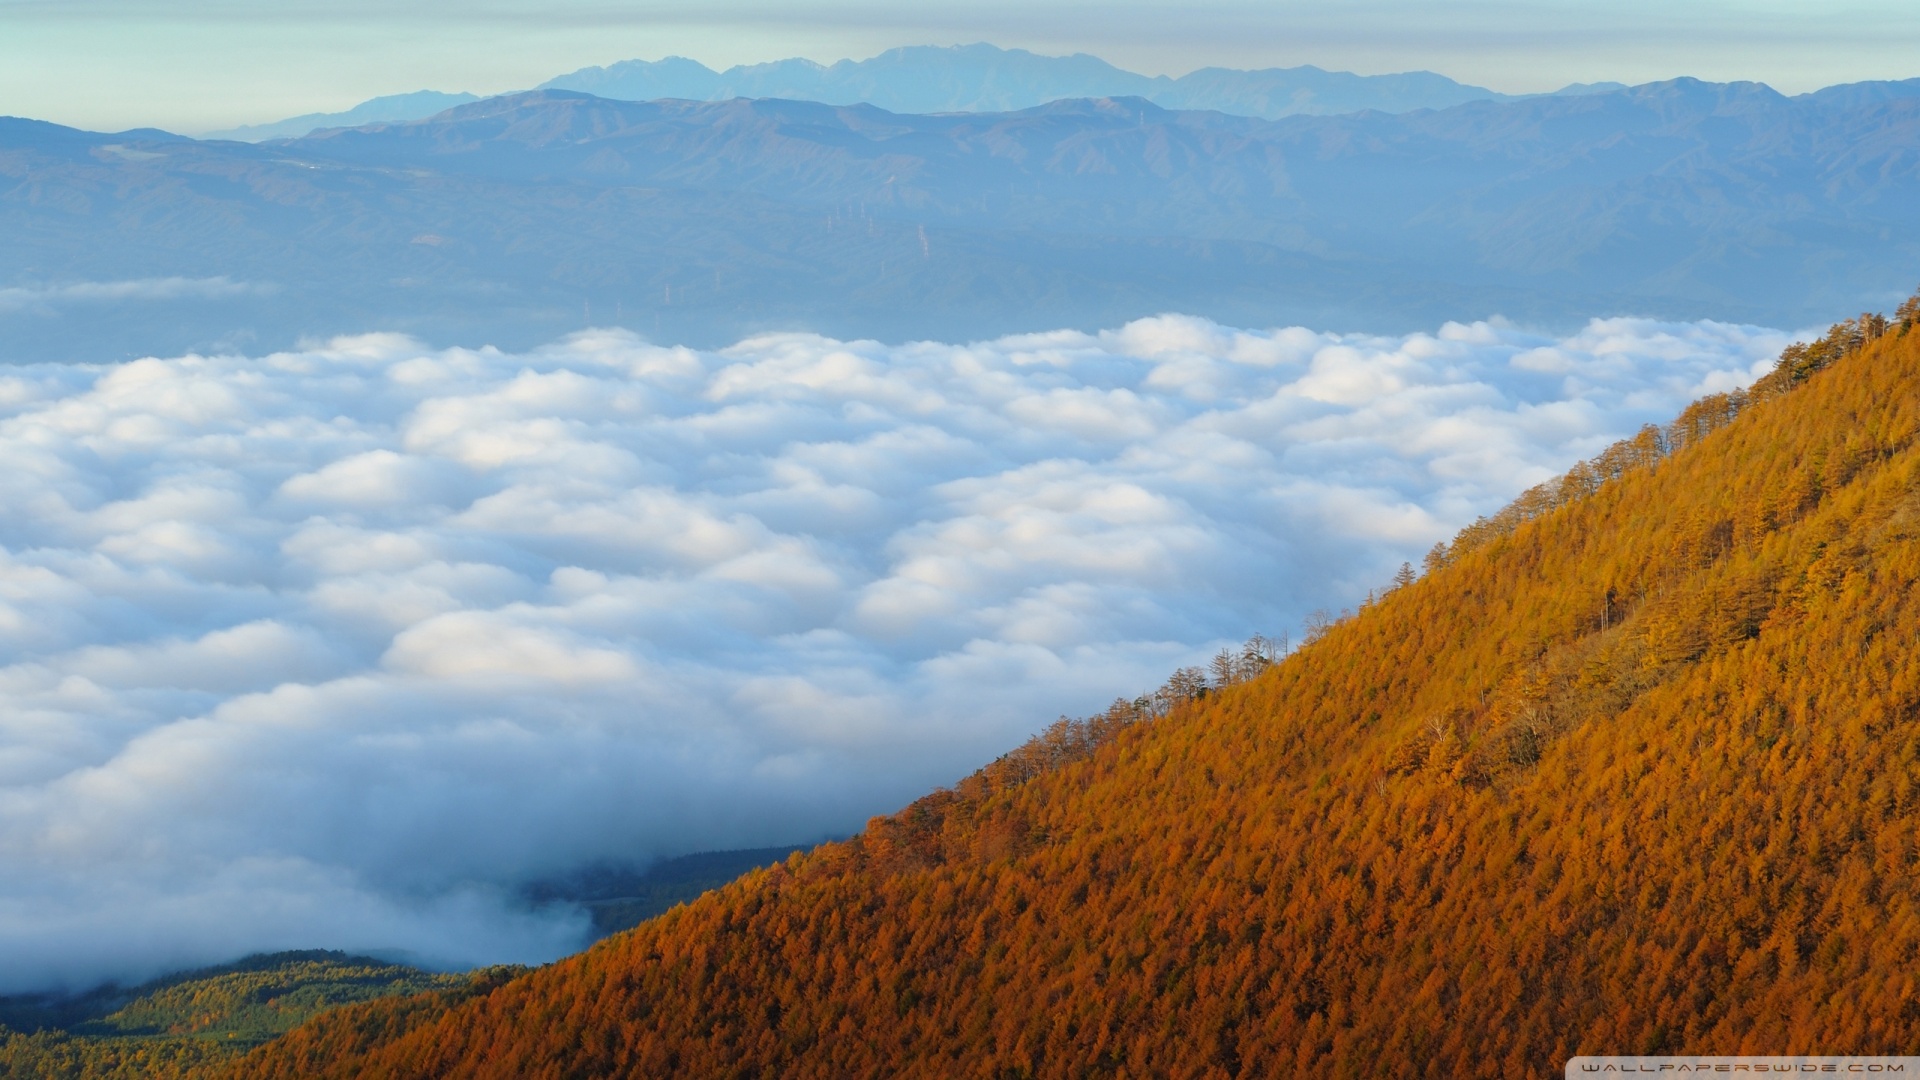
[{"xmin": 0, "ymin": 313, "xmax": 1792, "ymax": 990}]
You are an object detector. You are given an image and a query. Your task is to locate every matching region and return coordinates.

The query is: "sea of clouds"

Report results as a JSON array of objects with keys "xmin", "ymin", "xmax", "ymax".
[
  {"xmin": 0, "ymin": 276, "xmax": 271, "ymax": 314},
  {"xmin": 0, "ymin": 314, "xmax": 1794, "ymax": 990}
]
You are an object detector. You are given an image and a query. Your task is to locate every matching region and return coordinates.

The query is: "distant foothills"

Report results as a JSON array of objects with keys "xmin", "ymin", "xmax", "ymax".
[
  {"xmin": 5, "ymin": 66, "xmax": 1920, "ymax": 362},
  {"xmin": 204, "ymin": 43, "xmax": 1630, "ymax": 141}
]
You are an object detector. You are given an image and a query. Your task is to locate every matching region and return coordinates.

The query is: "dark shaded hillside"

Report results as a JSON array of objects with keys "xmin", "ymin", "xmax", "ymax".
[
  {"xmin": 6, "ymin": 81, "xmax": 1920, "ymax": 361},
  {"xmin": 225, "ymin": 299, "xmax": 1920, "ymax": 1076},
  {"xmin": 527, "ymin": 846, "xmax": 812, "ymax": 938}
]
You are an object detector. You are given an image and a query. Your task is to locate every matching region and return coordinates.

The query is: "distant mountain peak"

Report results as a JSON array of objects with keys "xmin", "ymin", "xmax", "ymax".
[
  {"xmin": 206, "ymin": 42, "xmax": 1920, "ymax": 149},
  {"xmin": 212, "ymin": 44, "xmax": 1660, "ymax": 144},
  {"xmin": 529, "ymin": 43, "xmax": 1509, "ymax": 121}
]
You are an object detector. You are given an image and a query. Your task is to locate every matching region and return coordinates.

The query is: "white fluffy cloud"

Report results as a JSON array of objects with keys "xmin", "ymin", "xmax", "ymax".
[{"xmin": 0, "ymin": 313, "xmax": 1791, "ymax": 990}]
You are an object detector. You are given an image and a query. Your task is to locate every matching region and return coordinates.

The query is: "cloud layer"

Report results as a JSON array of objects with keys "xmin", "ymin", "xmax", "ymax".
[
  {"xmin": 0, "ymin": 314, "xmax": 1791, "ymax": 990},
  {"xmin": 0, "ymin": 276, "xmax": 271, "ymax": 314}
]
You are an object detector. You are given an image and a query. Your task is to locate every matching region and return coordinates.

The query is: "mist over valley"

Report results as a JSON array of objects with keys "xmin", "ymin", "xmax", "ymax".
[{"xmin": 0, "ymin": 312, "xmax": 1788, "ymax": 989}]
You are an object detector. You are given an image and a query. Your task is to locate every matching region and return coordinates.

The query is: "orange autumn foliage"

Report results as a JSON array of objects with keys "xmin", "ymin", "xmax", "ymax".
[{"xmin": 229, "ymin": 299, "xmax": 1920, "ymax": 1078}]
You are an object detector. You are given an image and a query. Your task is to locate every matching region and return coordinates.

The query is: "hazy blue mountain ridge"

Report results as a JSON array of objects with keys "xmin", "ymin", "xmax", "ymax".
[
  {"xmin": 1799, "ymin": 76, "xmax": 1920, "ymax": 109},
  {"xmin": 285, "ymin": 80, "xmax": 1920, "ymax": 257},
  {"xmin": 203, "ymin": 43, "xmax": 1545, "ymax": 142},
  {"xmin": 542, "ymin": 43, "xmax": 1532, "ymax": 118},
  {"xmin": 205, "ymin": 90, "xmax": 481, "ymax": 142},
  {"xmin": 4, "ymin": 78, "xmax": 1919, "ymax": 363},
  {"xmin": 195, "ymin": 42, "xmax": 1912, "ymax": 149}
]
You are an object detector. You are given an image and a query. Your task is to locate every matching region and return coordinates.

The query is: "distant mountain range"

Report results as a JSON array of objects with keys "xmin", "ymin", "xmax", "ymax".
[
  {"xmin": 6, "ymin": 77, "xmax": 1920, "ymax": 362},
  {"xmin": 204, "ymin": 44, "xmax": 1623, "ymax": 141},
  {"xmin": 209, "ymin": 90, "xmax": 480, "ymax": 142},
  {"xmin": 532, "ymin": 44, "xmax": 1611, "ymax": 120}
]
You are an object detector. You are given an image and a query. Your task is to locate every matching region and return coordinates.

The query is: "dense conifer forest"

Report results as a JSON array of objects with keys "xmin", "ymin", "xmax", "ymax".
[{"xmin": 19, "ymin": 291, "xmax": 1920, "ymax": 1077}]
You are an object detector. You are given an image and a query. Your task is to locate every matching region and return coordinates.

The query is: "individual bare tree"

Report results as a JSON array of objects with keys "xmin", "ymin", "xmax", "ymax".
[{"xmin": 1210, "ymin": 648, "xmax": 1238, "ymax": 689}]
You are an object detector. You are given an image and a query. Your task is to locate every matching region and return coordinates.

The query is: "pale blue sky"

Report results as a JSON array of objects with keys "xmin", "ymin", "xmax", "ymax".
[{"xmin": 5, "ymin": 0, "xmax": 1919, "ymax": 133}]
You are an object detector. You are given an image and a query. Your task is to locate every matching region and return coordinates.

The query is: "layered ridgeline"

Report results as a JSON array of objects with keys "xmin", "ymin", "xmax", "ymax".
[
  {"xmin": 219, "ymin": 292, "xmax": 1920, "ymax": 1075},
  {"xmin": 10, "ymin": 81, "xmax": 1920, "ymax": 363},
  {"xmin": 205, "ymin": 44, "xmax": 1549, "ymax": 141}
]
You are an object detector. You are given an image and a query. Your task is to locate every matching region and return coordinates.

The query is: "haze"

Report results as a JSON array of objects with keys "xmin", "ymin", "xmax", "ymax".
[{"xmin": 2, "ymin": 0, "xmax": 1918, "ymax": 132}]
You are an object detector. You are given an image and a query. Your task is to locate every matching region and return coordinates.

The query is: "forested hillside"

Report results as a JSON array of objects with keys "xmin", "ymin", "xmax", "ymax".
[
  {"xmin": 0, "ymin": 952, "xmax": 491, "ymax": 1080},
  {"xmin": 229, "ymin": 293, "xmax": 1920, "ymax": 1076}
]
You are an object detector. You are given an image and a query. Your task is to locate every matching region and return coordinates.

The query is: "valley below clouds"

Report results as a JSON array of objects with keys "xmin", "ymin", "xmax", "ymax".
[{"xmin": 0, "ymin": 313, "xmax": 1792, "ymax": 990}]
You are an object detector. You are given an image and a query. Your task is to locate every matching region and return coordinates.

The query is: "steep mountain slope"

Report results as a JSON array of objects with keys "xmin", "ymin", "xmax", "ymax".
[
  {"xmin": 226, "ymin": 302, "xmax": 1920, "ymax": 1075},
  {"xmin": 7, "ymin": 82, "xmax": 1920, "ymax": 362}
]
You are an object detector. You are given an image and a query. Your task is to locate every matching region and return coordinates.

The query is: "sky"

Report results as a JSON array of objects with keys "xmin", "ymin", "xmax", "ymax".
[
  {"xmin": 2, "ymin": 0, "xmax": 1919, "ymax": 133},
  {"xmin": 0, "ymin": 311, "xmax": 1795, "ymax": 989}
]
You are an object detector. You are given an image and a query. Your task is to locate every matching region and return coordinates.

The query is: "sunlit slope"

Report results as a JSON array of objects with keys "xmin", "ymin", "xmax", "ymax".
[{"xmin": 233, "ymin": 311, "xmax": 1920, "ymax": 1076}]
